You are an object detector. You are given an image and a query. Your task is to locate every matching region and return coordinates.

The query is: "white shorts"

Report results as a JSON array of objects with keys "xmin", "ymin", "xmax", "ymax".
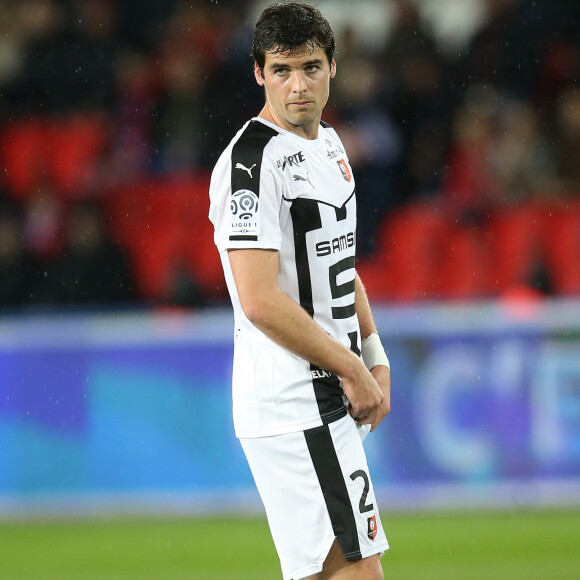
[{"xmin": 240, "ymin": 414, "xmax": 389, "ymax": 580}]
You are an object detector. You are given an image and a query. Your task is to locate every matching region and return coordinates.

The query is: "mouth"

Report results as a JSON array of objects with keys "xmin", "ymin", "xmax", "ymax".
[{"xmin": 289, "ymin": 101, "xmax": 312, "ymax": 108}]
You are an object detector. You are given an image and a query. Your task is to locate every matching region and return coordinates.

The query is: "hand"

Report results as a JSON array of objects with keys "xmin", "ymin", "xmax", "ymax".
[
  {"xmin": 369, "ymin": 365, "xmax": 390, "ymax": 431},
  {"xmin": 342, "ymin": 362, "xmax": 385, "ymax": 432}
]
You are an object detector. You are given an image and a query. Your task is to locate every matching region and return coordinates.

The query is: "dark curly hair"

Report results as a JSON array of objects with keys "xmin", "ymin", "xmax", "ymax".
[{"xmin": 252, "ymin": 2, "xmax": 335, "ymax": 72}]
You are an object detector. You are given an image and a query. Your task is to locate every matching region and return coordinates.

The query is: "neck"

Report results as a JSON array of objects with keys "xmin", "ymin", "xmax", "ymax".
[{"xmin": 258, "ymin": 104, "xmax": 319, "ymax": 140}]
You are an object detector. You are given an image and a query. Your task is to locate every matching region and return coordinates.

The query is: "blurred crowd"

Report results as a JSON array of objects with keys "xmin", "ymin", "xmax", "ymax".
[{"xmin": 0, "ymin": 0, "xmax": 579, "ymax": 310}]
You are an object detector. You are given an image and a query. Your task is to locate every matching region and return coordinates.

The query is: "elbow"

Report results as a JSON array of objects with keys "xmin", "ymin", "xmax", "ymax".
[{"xmin": 239, "ymin": 294, "xmax": 274, "ymax": 328}]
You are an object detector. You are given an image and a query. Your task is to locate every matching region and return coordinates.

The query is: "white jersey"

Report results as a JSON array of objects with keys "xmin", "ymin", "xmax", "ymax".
[{"xmin": 209, "ymin": 117, "xmax": 361, "ymax": 438}]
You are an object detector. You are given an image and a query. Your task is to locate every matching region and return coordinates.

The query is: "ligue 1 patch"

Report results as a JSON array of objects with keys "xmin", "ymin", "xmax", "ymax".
[
  {"xmin": 337, "ymin": 159, "xmax": 352, "ymax": 182},
  {"xmin": 230, "ymin": 189, "xmax": 260, "ymax": 236},
  {"xmin": 367, "ymin": 515, "xmax": 377, "ymax": 541}
]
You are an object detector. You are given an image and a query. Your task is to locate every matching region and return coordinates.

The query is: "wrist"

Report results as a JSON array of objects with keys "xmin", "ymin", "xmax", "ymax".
[
  {"xmin": 340, "ymin": 348, "xmax": 368, "ymax": 381},
  {"xmin": 361, "ymin": 332, "xmax": 390, "ymax": 370}
]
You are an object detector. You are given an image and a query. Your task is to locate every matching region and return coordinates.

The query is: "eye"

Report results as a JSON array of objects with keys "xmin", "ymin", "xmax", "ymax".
[{"xmin": 305, "ymin": 65, "xmax": 319, "ymax": 73}]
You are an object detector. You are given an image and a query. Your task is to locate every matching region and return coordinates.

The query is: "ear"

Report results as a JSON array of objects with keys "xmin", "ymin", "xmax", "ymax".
[
  {"xmin": 254, "ymin": 62, "xmax": 265, "ymax": 86},
  {"xmin": 330, "ymin": 60, "xmax": 336, "ymax": 79}
]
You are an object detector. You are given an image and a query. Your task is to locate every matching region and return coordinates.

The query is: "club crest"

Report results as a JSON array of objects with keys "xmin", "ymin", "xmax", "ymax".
[
  {"xmin": 337, "ymin": 159, "xmax": 352, "ymax": 182},
  {"xmin": 367, "ymin": 515, "xmax": 377, "ymax": 540}
]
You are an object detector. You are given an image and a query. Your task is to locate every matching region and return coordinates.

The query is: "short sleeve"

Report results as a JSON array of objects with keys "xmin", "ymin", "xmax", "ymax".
[
  {"xmin": 210, "ymin": 156, "xmax": 285, "ymax": 253},
  {"xmin": 209, "ymin": 120, "xmax": 285, "ymax": 253}
]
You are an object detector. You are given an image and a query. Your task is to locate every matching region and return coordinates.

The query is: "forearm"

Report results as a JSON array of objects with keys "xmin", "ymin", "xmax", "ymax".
[
  {"xmin": 229, "ymin": 248, "xmax": 364, "ymax": 380},
  {"xmin": 247, "ymin": 285, "xmax": 387, "ymax": 426},
  {"xmin": 229, "ymin": 249, "xmax": 386, "ymax": 427},
  {"xmin": 355, "ymin": 272, "xmax": 378, "ymax": 340},
  {"xmin": 355, "ymin": 270, "xmax": 391, "ymax": 412},
  {"xmin": 245, "ymin": 284, "xmax": 363, "ymax": 381}
]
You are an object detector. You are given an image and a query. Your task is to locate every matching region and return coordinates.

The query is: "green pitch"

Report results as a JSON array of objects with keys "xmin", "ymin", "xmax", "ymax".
[{"xmin": 1, "ymin": 509, "xmax": 579, "ymax": 579}]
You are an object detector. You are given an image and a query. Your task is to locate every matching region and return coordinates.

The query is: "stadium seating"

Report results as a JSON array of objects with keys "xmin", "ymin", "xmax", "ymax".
[
  {"xmin": 50, "ymin": 114, "xmax": 110, "ymax": 196},
  {"xmin": 2, "ymin": 109, "xmax": 577, "ymax": 304},
  {"xmin": 357, "ymin": 199, "xmax": 580, "ymax": 302},
  {"xmin": 0, "ymin": 113, "xmax": 110, "ymax": 199},
  {"xmin": 544, "ymin": 203, "xmax": 580, "ymax": 295},
  {"xmin": 437, "ymin": 224, "xmax": 493, "ymax": 299},
  {"xmin": 487, "ymin": 204, "xmax": 548, "ymax": 293},
  {"xmin": 106, "ymin": 174, "xmax": 225, "ymax": 302},
  {"xmin": 358, "ymin": 204, "xmax": 452, "ymax": 301},
  {"xmin": 0, "ymin": 118, "xmax": 49, "ymax": 199}
]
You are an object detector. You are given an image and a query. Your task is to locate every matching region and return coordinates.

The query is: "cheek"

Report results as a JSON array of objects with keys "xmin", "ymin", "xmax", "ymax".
[{"xmin": 265, "ymin": 82, "xmax": 288, "ymax": 101}]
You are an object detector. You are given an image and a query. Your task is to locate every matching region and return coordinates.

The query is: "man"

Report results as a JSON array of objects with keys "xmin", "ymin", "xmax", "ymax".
[{"xmin": 209, "ymin": 3, "xmax": 391, "ymax": 579}]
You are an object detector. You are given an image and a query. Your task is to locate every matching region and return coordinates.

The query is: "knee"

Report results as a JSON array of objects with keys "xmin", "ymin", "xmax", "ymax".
[
  {"xmin": 355, "ymin": 555, "xmax": 383, "ymax": 580},
  {"xmin": 364, "ymin": 556, "xmax": 384, "ymax": 580}
]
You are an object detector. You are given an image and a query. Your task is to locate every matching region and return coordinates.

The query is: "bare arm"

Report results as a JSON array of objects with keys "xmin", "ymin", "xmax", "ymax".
[
  {"xmin": 355, "ymin": 272, "xmax": 391, "ymax": 428},
  {"xmin": 355, "ymin": 272, "xmax": 378, "ymax": 341},
  {"xmin": 228, "ymin": 248, "xmax": 385, "ymax": 427}
]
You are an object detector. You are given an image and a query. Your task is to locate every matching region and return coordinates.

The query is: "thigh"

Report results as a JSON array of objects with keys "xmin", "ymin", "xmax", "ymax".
[{"xmin": 319, "ymin": 538, "xmax": 383, "ymax": 580}]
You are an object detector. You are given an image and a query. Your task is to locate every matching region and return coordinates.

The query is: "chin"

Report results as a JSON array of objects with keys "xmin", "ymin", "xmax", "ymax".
[{"xmin": 289, "ymin": 112, "xmax": 316, "ymax": 124}]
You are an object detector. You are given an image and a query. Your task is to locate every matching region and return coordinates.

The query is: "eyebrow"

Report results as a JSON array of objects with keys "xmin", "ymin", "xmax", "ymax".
[{"xmin": 268, "ymin": 58, "xmax": 324, "ymax": 70}]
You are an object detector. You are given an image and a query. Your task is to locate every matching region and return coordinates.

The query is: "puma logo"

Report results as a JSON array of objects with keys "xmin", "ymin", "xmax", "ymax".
[
  {"xmin": 293, "ymin": 172, "xmax": 314, "ymax": 188},
  {"xmin": 235, "ymin": 163, "xmax": 256, "ymax": 178}
]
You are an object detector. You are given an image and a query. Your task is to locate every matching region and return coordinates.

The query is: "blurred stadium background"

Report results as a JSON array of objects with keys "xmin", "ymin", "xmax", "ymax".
[{"xmin": 0, "ymin": 0, "xmax": 579, "ymax": 578}]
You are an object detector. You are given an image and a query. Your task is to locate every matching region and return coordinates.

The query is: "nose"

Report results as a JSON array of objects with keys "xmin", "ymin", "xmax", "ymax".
[{"xmin": 291, "ymin": 70, "xmax": 307, "ymax": 93}]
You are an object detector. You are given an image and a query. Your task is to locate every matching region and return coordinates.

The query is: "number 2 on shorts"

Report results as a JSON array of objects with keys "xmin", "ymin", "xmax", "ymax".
[{"xmin": 350, "ymin": 469, "xmax": 374, "ymax": 513}]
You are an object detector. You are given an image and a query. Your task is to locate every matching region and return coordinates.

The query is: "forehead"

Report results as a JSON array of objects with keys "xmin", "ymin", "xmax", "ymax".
[{"xmin": 264, "ymin": 45, "xmax": 328, "ymax": 67}]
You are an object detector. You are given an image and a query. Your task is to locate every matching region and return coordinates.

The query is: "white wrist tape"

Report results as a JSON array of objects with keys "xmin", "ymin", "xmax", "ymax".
[{"xmin": 361, "ymin": 332, "xmax": 390, "ymax": 370}]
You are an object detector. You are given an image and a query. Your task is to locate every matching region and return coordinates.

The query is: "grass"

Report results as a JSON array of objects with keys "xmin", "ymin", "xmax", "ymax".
[
  {"xmin": 386, "ymin": 509, "xmax": 580, "ymax": 580},
  {"xmin": 0, "ymin": 509, "xmax": 579, "ymax": 579}
]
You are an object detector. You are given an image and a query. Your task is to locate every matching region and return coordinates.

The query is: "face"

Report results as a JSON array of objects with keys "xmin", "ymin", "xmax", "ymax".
[{"xmin": 255, "ymin": 45, "xmax": 336, "ymax": 139}]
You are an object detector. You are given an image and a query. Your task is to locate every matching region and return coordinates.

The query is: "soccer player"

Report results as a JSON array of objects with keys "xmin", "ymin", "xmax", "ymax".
[{"xmin": 209, "ymin": 2, "xmax": 391, "ymax": 579}]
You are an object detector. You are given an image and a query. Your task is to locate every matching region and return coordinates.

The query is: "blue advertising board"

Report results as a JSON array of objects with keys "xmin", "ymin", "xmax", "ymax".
[{"xmin": 1, "ymin": 300, "xmax": 579, "ymax": 517}]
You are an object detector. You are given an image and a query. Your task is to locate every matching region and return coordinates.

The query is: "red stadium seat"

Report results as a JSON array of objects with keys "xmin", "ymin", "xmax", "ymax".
[
  {"xmin": 488, "ymin": 204, "xmax": 550, "ymax": 293},
  {"xmin": 107, "ymin": 178, "xmax": 186, "ymax": 247},
  {"xmin": 1, "ymin": 114, "xmax": 110, "ymax": 199},
  {"xmin": 129, "ymin": 225, "xmax": 180, "ymax": 301},
  {"xmin": 544, "ymin": 203, "xmax": 580, "ymax": 295},
  {"xmin": 0, "ymin": 118, "xmax": 50, "ymax": 199},
  {"xmin": 50, "ymin": 113, "xmax": 110, "ymax": 197},
  {"xmin": 355, "ymin": 254, "xmax": 391, "ymax": 302},
  {"xmin": 438, "ymin": 224, "xmax": 493, "ymax": 299},
  {"xmin": 356, "ymin": 203, "xmax": 454, "ymax": 301},
  {"xmin": 175, "ymin": 174, "xmax": 227, "ymax": 297},
  {"xmin": 106, "ymin": 174, "xmax": 225, "ymax": 301},
  {"xmin": 377, "ymin": 204, "xmax": 452, "ymax": 300}
]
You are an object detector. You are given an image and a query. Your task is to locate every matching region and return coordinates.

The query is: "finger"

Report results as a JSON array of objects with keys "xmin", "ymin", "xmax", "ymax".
[
  {"xmin": 350, "ymin": 409, "xmax": 368, "ymax": 423},
  {"xmin": 356, "ymin": 412, "xmax": 372, "ymax": 424},
  {"xmin": 370, "ymin": 405, "xmax": 387, "ymax": 431},
  {"xmin": 349, "ymin": 403, "xmax": 365, "ymax": 420},
  {"xmin": 351, "ymin": 408, "xmax": 367, "ymax": 422},
  {"xmin": 368, "ymin": 406, "xmax": 383, "ymax": 431}
]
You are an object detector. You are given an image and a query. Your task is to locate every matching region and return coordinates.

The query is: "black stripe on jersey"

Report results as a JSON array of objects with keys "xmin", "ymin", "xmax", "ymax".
[
  {"xmin": 330, "ymin": 256, "xmax": 356, "ymax": 319},
  {"xmin": 283, "ymin": 189, "xmax": 355, "ymax": 211},
  {"xmin": 304, "ymin": 424, "xmax": 362, "ymax": 562},
  {"xmin": 348, "ymin": 331, "xmax": 361, "ymax": 356},
  {"xmin": 288, "ymin": 191, "xmax": 355, "ymax": 314},
  {"xmin": 231, "ymin": 120, "xmax": 278, "ymax": 194},
  {"xmin": 290, "ymin": 197, "xmax": 320, "ymax": 315},
  {"xmin": 290, "ymin": 197, "xmax": 347, "ymax": 423},
  {"xmin": 229, "ymin": 120, "xmax": 278, "ymax": 242},
  {"xmin": 313, "ymin": 370, "xmax": 348, "ymax": 424},
  {"xmin": 230, "ymin": 235, "xmax": 257, "ymax": 241},
  {"xmin": 335, "ymin": 203, "xmax": 347, "ymax": 221},
  {"xmin": 320, "ymin": 120, "xmax": 333, "ymax": 129}
]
